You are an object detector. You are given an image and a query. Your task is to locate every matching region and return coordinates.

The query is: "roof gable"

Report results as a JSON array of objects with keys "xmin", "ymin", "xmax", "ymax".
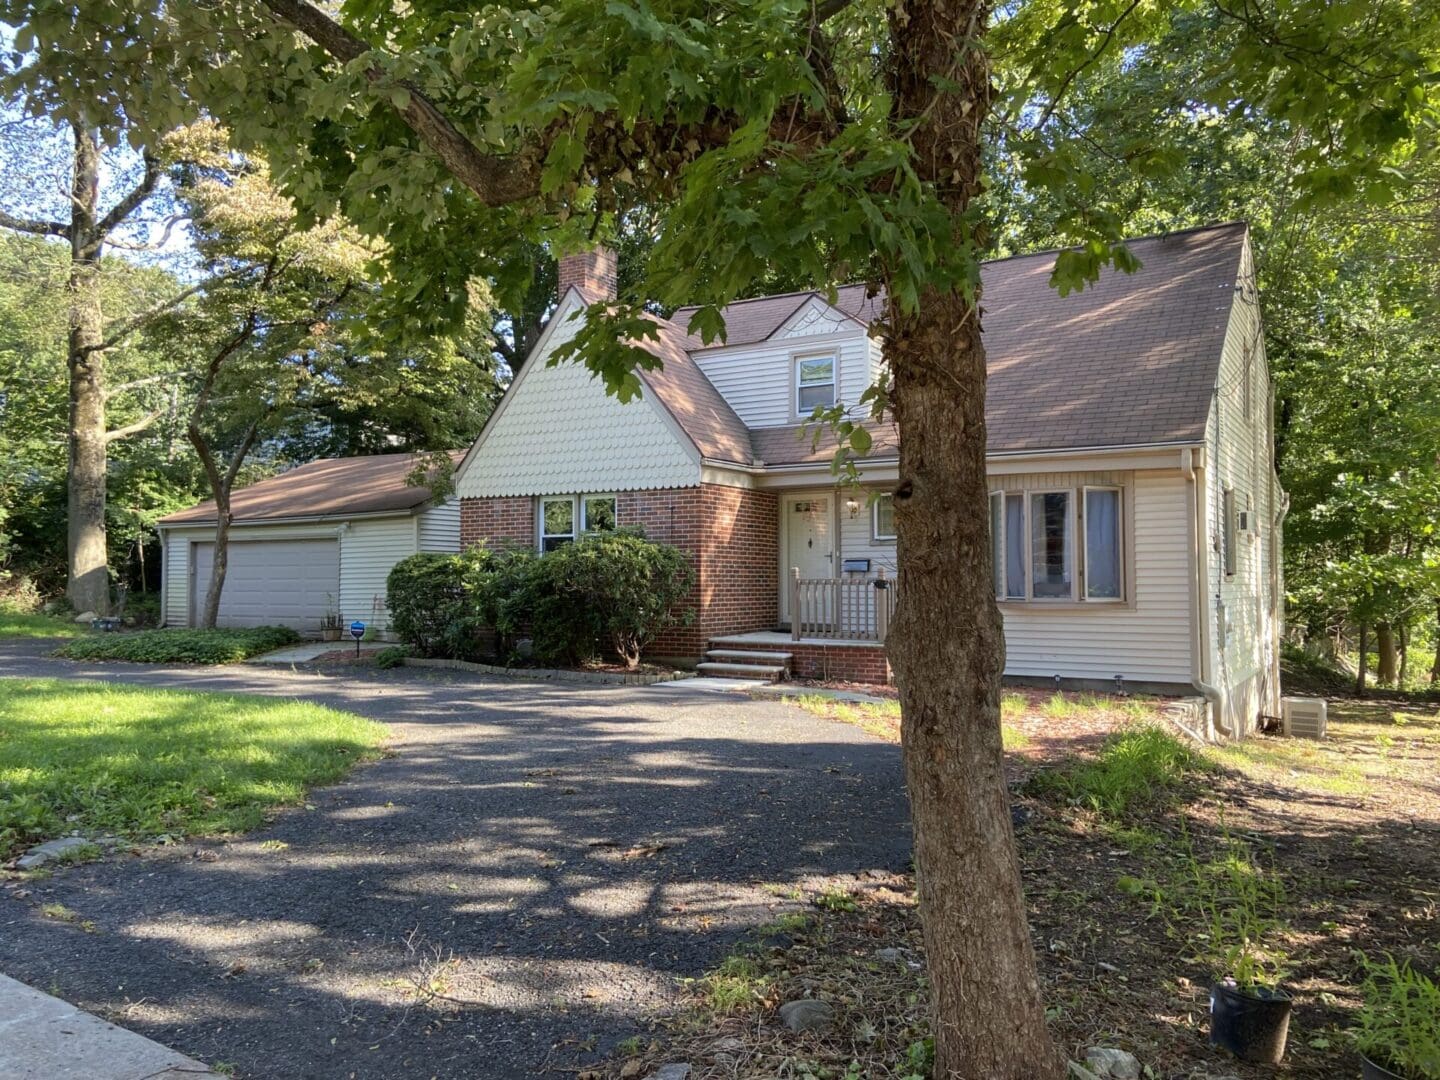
[
  {"xmin": 771, "ymin": 295, "xmax": 863, "ymax": 340},
  {"xmin": 455, "ymin": 290, "xmax": 702, "ymax": 498}
]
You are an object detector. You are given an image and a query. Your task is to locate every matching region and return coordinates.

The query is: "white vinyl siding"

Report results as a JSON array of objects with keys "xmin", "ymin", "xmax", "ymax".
[
  {"xmin": 694, "ymin": 328, "xmax": 871, "ymax": 429},
  {"xmin": 161, "ymin": 515, "xmax": 426, "ymax": 635},
  {"xmin": 1204, "ymin": 236, "xmax": 1281, "ymax": 732},
  {"xmin": 457, "ymin": 296, "xmax": 699, "ymax": 498},
  {"xmin": 837, "ymin": 488, "xmax": 898, "ymax": 576},
  {"xmin": 999, "ymin": 473, "xmax": 1194, "ymax": 684},
  {"xmin": 339, "ymin": 516, "xmax": 418, "ymax": 631},
  {"xmin": 418, "ymin": 498, "xmax": 461, "ymax": 552}
]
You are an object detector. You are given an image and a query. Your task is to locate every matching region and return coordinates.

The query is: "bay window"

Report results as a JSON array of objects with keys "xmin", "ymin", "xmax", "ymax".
[{"xmin": 990, "ymin": 483, "xmax": 1125, "ymax": 602}]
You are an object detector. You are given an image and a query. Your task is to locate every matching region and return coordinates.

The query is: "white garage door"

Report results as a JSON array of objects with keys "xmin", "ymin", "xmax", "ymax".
[{"xmin": 190, "ymin": 539, "xmax": 340, "ymax": 634}]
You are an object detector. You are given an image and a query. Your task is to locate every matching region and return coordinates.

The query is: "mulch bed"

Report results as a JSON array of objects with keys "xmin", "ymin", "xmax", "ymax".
[{"xmin": 606, "ymin": 697, "xmax": 1440, "ymax": 1079}]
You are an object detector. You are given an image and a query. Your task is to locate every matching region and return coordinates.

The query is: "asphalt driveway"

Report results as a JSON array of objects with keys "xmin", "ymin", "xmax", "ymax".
[{"xmin": 0, "ymin": 644, "xmax": 909, "ymax": 1079}]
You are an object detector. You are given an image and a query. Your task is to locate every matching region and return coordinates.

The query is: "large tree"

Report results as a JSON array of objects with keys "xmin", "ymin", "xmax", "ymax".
[{"xmin": 15, "ymin": 0, "xmax": 1436, "ymax": 1074}]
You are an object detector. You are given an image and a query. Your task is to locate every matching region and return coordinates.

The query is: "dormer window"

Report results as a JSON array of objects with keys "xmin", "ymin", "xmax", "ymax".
[{"xmin": 796, "ymin": 355, "xmax": 836, "ymax": 415}]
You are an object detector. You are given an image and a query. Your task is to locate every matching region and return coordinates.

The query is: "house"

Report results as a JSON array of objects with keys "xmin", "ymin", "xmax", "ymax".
[
  {"xmin": 455, "ymin": 223, "xmax": 1284, "ymax": 736},
  {"xmin": 157, "ymin": 452, "xmax": 462, "ymax": 636}
]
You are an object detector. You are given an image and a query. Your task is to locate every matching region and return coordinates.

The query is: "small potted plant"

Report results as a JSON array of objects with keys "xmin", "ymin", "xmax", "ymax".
[
  {"xmin": 1352, "ymin": 953, "xmax": 1440, "ymax": 1080},
  {"xmin": 1209, "ymin": 934, "xmax": 1293, "ymax": 1064},
  {"xmin": 1197, "ymin": 843, "xmax": 1293, "ymax": 1064},
  {"xmin": 319, "ymin": 597, "xmax": 342, "ymax": 642}
]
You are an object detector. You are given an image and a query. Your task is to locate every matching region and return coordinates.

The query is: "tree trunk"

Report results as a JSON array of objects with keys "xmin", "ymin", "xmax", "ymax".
[
  {"xmin": 65, "ymin": 123, "xmax": 111, "ymax": 616},
  {"xmin": 883, "ymin": 0, "xmax": 1062, "ymax": 1075},
  {"xmin": 1397, "ymin": 623, "xmax": 1408, "ymax": 688},
  {"xmin": 1432, "ymin": 602, "xmax": 1440, "ymax": 684},
  {"xmin": 1375, "ymin": 622, "xmax": 1397, "ymax": 687},
  {"xmin": 1355, "ymin": 623, "xmax": 1368, "ymax": 698}
]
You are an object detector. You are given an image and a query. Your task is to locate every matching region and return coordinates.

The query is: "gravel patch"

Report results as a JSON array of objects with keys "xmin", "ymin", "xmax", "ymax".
[{"xmin": 0, "ymin": 645, "xmax": 909, "ymax": 1079}]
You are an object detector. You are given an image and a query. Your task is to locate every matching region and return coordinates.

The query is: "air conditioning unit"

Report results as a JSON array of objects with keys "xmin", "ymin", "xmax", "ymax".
[{"xmin": 1282, "ymin": 696, "xmax": 1327, "ymax": 739}]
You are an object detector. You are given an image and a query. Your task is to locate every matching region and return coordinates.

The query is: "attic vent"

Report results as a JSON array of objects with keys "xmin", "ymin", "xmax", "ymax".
[{"xmin": 1281, "ymin": 696, "xmax": 1327, "ymax": 739}]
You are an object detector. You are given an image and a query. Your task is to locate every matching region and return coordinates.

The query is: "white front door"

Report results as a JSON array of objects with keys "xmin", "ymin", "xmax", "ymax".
[{"xmin": 782, "ymin": 493, "xmax": 834, "ymax": 625}]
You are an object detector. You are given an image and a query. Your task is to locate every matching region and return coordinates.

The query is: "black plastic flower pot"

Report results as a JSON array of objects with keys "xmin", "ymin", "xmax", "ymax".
[
  {"xmin": 1360, "ymin": 1054, "xmax": 1408, "ymax": 1080},
  {"xmin": 1209, "ymin": 981, "xmax": 1292, "ymax": 1064}
]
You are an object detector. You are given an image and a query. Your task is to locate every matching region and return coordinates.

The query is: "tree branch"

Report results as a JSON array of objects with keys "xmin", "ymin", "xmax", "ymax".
[
  {"xmin": 105, "ymin": 409, "xmax": 165, "ymax": 443},
  {"xmin": 84, "ymin": 275, "xmax": 244, "ymax": 358},
  {"xmin": 259, "ymin": 0, "xmax": 545, "ymax": 207},
  {"xmin": 0, "ymin": 207, "xmax": 68, "ymax": 238},
  {"xmin": 96, "ymin": 151, "xmax": 161, "ymax": 237},
  {"xmin": 1030, "ymin": 0, "xmax": 1144, "ymax": 131},
  {"xmin": 105, "ymin": 371, "xmax": 185, "ymax": 401}
]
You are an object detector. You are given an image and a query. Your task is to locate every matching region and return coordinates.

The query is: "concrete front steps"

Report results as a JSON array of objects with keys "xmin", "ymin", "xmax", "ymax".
[{"xmin": 696, "ymin": 647, "xmax": 792, "ymax": 682}]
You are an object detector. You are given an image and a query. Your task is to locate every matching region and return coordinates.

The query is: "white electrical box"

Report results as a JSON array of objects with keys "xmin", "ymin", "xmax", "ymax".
[{"xmin": 1281, "ymin": 696, "xmax": 1327, "ymax": 739}]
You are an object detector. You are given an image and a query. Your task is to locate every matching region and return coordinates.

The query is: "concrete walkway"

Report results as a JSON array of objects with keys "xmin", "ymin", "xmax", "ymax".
[
  {"xmin": 0, "ymin": 974, "xmax": 216, "ymax": 1079},
  {"xmin": 245, "ymin": 641, "xmax": 389, "ymax": 664}
]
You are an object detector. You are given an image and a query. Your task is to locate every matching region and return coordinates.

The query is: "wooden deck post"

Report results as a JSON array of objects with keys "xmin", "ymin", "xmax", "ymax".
[{"xmin": 791, "ymin": 567, "xmax": 801, "ymax": 641}]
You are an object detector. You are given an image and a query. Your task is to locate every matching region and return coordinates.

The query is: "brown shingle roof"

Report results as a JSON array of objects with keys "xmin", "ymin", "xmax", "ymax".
[
  {"xmin": 159, "ymin": 451, "xmax": 464, "ymax": 525},
  {"xmin": 750, "ymin": 420, "xmax": 899, "ymax": 466},
  {"xmin": 665, "ymin": 223, "xmax": 1245, "ymax": 457}
]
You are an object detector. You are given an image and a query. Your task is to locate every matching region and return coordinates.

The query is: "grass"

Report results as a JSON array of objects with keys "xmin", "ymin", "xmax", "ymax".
[
  {"xmin": 1206, "ymin": 699, "xmax": 1439, "ymax": 797},
  {"xmin": 0, "ymin": 677, "xmax": 385, "ymax": 859},
  {"xmin": 0, "ymin": 605, "xmax": 89, "ymax": 640},
  {"xmin": 1026, "ymin": 725, "xmax": 1207, "ymax": 817},
  {"xmin": 55, "ymin": 626, "xmax": 301, "ymax": 664},
  {"xmin": 791, "ymin": 692, "xmax": 1031, "ymax": 748}
]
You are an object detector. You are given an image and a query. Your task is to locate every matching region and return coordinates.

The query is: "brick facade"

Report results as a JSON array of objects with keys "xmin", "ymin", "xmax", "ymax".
[
  {"xmin": 460, "ymin": 496, "xmax": 532, "ymax": 548},
  {"xmin": 459, "ymin": 483, "xmax": 780, "ymax": 660},
  {"xmin": 714, "ymin": 637, "xmax": 892, "ymax": 684}
]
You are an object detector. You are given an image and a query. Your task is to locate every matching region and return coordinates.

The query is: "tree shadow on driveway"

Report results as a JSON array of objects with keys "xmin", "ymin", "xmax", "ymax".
[{"xmin": 0, "ymin": 654, "xmax": 910, "ymax": 1079}]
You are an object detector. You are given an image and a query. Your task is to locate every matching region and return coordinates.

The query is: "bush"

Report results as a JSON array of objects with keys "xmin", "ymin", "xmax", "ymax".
[
  {"xmin": 374, "ymin": 645, "xmax": 409, "ymax": 670},
  {"xmin": 385, "ymin": 548, "xmax": 493, "ymax": 659},
  {"xmin": 56, "ymin": 626, "xmax": 301, "ymax": 664},
  {"xmin": 519, "ymin": 530, "xmax": 695, "ymax": 668}
]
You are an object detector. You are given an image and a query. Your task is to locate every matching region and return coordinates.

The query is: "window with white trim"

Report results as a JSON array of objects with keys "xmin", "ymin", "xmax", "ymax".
[
  {"xmin": 539, "ymin": 494, "xmax": 620, "ymax": 551},
  {"xmin": 873, "ymin": 494, "xmax": 895, "ymax": 541},
  {"xmin": 795, "ymin": 355, "xmax": 836, "ymax": 415},
  {"xmin": 540, "ymin": 497, "xmax": 575, "ymax": 552},
  {"xmin": 989, "ymin": 484, "xmax": 1125, "ymax": 602},
  {"xmin": 582, "ymin": 494, "xmax": 617, "ymax": 533}
]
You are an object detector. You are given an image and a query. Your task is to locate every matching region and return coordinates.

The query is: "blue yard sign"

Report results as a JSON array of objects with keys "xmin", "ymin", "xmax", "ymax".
[{"xmin": 349, "ymin": 621, "xmax": 366, "ymax": 640}]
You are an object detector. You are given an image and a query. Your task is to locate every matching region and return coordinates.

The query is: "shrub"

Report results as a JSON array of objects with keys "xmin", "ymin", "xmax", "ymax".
[
  {"xmin": 518, "ymin": 531, "xmax": 695, "ymax": 668},
  {"xmin": 374, "ymin": 645, "xmax": 409, "ymax": 670},
  {"xmin": 386, "ymin": 548, "xmax": 493, "ymax": 659},
  {"xmin": 473, "ymin": 547, "xmax": 538, "ymax": 659},
  {"xmin": 1353, "ymin": 953, "xmax": 1440, "ymax": 1078},
  {"xmin": 56, "ymin": 626, "xmax": 300, "ymax": 664}
]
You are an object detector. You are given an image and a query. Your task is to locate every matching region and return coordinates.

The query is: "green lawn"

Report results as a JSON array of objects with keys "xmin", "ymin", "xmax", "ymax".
[
  {"xmin": 0, "ymin": 607, "xmax": 89, "ymax": 639},
  {"xmin": 0, "ymin": 677, "xmax": 386, "ymax": 859}
]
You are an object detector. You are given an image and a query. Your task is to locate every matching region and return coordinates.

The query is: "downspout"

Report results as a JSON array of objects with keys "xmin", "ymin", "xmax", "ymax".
[{"xmin": 1182, "ymin": 447, "xmax": 1229, "ymax": 737}]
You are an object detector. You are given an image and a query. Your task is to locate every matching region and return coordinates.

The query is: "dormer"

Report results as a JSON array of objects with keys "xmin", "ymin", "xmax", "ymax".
[{"xmin": 688, "ymin": 293, "xmax": 881, "ymax": 429}]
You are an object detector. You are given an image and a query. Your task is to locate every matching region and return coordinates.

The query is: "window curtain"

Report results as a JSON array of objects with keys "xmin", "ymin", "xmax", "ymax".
[
  {"xmin": 1005, "ymin": 493, "xmax": 1026, "ymax": 599},
  {"xmin": 1085, "ymin": 489, "xmax": 1121, "ymax": 599}
]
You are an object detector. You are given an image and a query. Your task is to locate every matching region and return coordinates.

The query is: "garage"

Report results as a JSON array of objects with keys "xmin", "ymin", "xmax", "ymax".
[
  {"xmin": 189, "ymin": 539, "xmax": 339, "ymax": 633},
  {"xmin": 158, "ymin": 453, "xmax": 464, "ymax": 636}
]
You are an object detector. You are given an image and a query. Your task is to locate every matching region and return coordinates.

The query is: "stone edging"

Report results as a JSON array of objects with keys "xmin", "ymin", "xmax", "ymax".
[{"xmin": 401, "ymin": 656, "xmax": 695, "ymax": 686}]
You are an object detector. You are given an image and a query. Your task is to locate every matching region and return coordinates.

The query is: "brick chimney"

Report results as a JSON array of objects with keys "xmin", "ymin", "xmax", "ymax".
[{"xmin": 556, "ymin": 246, "xmax": 618, "ymax": 301}]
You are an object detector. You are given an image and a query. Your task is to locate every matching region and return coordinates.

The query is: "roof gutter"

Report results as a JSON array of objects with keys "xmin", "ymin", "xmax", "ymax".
[{"xmin": 156, "ymin": 507, "xmax": 420, "ymax": 529}]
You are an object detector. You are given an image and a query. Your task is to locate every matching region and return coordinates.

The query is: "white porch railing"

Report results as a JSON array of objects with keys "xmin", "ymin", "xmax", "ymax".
[{"xmin": 790, "ymin": 567, "xmax": 898, "ymax": 642}]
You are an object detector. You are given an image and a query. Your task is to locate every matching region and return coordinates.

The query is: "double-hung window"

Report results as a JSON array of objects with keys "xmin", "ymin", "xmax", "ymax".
[
  {"xmin": 873, "ymin": 494, "xmax": 896, "ymax": 541},
  {"xmin": 582, "ymin": 494, "xmax": 617, "ymax": 533},
  {"xmin": 540, "ymin": 494, "xmax": 618, "ymax": 552},
  {"xmin": 540, "ymin": 497, "xmax": 576, "ymax": 552},
  {"xmin": 990, "ymin": 484, "xmax": 1124, "ymax": 602},
  {"xmin": 795, "ymin": 355, "xmax": 836, "ymax": 415}
]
